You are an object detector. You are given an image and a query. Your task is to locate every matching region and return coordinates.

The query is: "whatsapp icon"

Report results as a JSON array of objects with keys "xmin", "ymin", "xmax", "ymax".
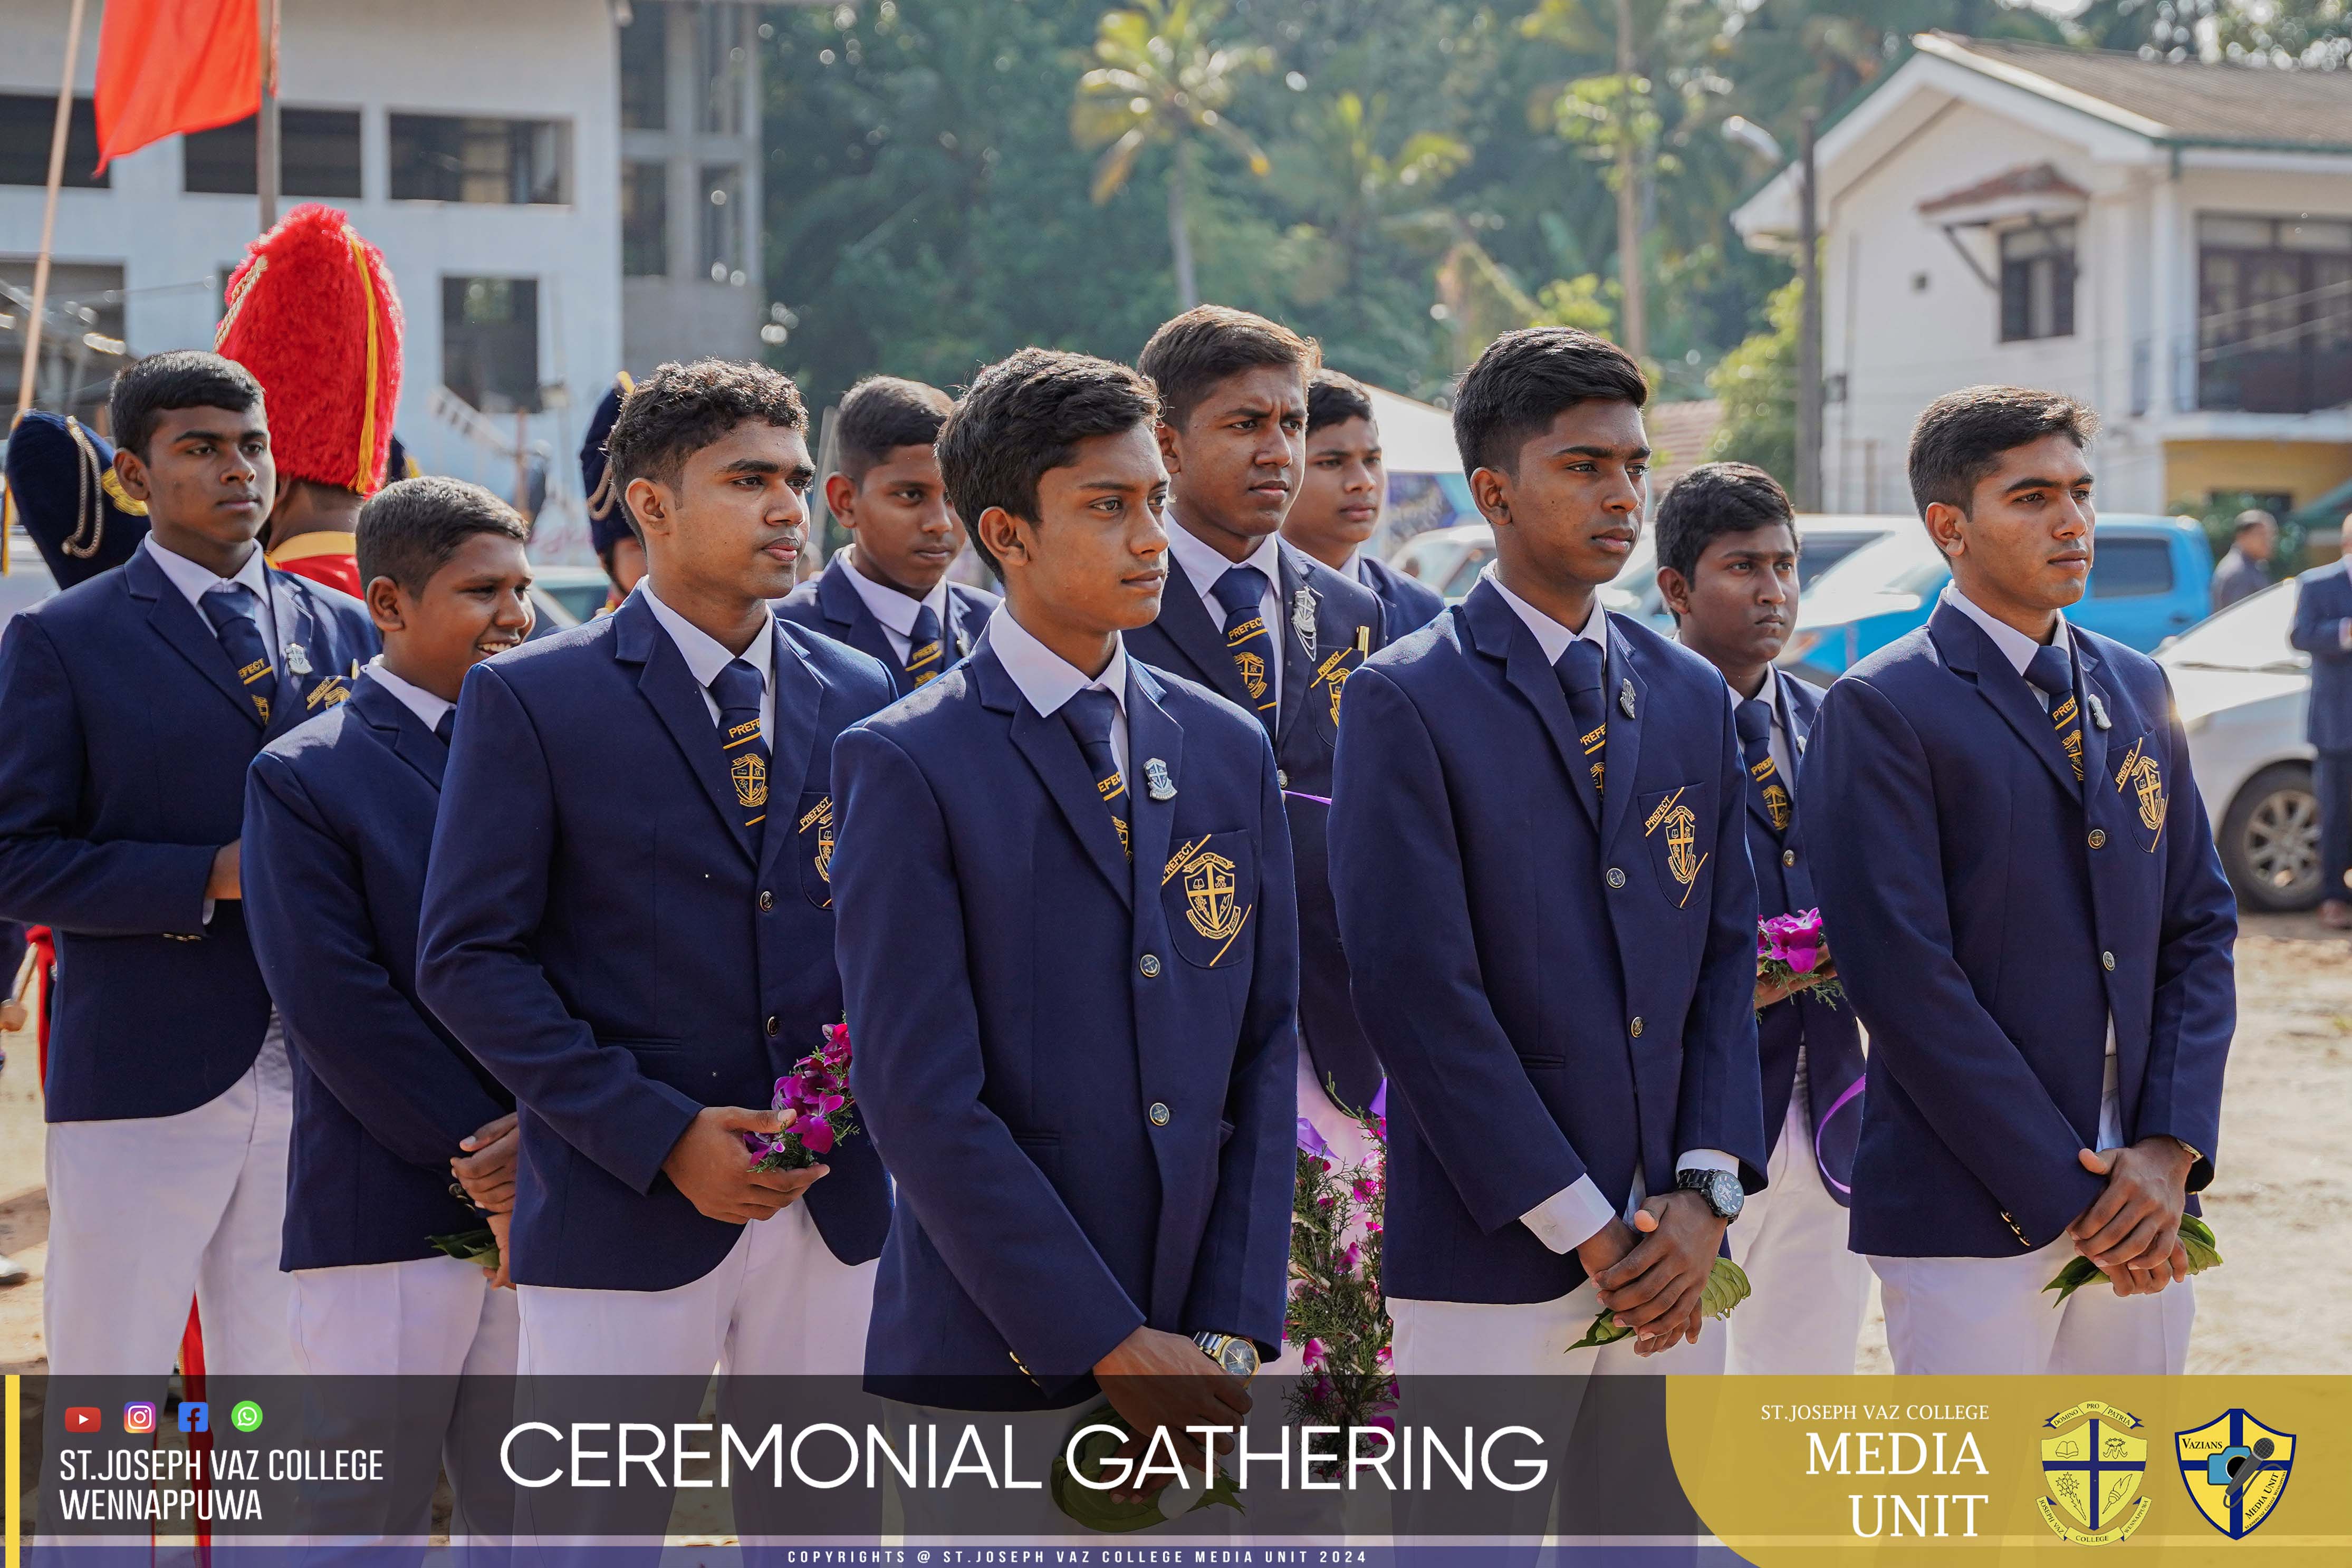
[{"xmin": 228, "ymin": 1400, "xmax": 264, "ymax": 1433}]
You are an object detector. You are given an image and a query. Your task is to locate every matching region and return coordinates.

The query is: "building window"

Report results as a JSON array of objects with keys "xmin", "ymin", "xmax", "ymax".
[
  {"xmin": 1999, "ymin": 223, "xmax": 2075, "ymax": 342},
  {"xmin": 2198, "ymin": 213, "xmax": 2352, "ymax": 415},
  {"xmin": 391, "ymin": 116, "xmax": 570, "ymax": 205},
  {"xmin": 443, "ymin": 276, "xmax": 541, "ymax": 412},
  {"xmin": 0, "ymin": 95, "xmax": 106, "ymax": 187},
  {"xmin": 623, "ymin": 161, "xmax": 669, "ymax": 278},
  {"xmin": 619, "ymin": 0, "xmax": 667, "ymax": 131},
  {"xmin": 184, "ymin": 108, "xmax": 362, "ymax": 197},
  {"xmin": 700, "ymin": 165, "xmax": 744, "ymax": 284},
  {"xmin": 698, "ymin": 3, "xmax": 746, "ymax": 137}
]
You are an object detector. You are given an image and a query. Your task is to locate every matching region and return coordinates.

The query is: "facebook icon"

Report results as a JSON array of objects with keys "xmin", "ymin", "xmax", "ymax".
[{"xmin": 178, "ymin": 1402, "xmax": 208, "ymax": 1434}]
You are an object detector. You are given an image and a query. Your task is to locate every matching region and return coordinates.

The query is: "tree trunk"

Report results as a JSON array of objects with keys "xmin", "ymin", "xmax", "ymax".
[
  {"xmin": 1614, "ymin": 0, "xmax": 1646, "ymax": 358},
  {"xmin": 1168, "ymin": 148, "xmax": 1199, "ymax": 311}
]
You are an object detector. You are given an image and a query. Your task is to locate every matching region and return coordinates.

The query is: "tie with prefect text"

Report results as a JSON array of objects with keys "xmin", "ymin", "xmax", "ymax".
[
  {"xmin": 1062, "ymin": 687, "xmax": 1129, "ymax": 861},
  {"xmin": 2023, "ymin": 642, "xmax": 2084, "ymax": 783},
  {"xmin": 710, "ymin": 658, "xmax": 771, "ymax": 835},
  {"xmin": 1736, "ymin": 695, "xmax": 1790, "ymax": 835},
  {"xmin": 1210, "ymin": 565, "xmax": 1276, "ymax": 734},
  {"xmin": 1553, "ymin": 637, "xmax": 1607, "ymax": 825},
  {"xmin": 904, "ymin": 602, "xmax": 945, "ymax": 687},
  {"xmin": 200, "ymin": 583, "xmax": 273, "ymax": 725},
  {"xmin": 433, "ymin": 709, "xmax": 456, "ymax": 748}
]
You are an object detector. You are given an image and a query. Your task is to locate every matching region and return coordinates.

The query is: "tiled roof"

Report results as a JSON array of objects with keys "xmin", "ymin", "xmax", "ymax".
[
  {"xmin": 1929, "ymin": 32, "xmax": 2352, "ymax": 149},
  {"xmin": 1918, "ymin": 160, "xmax": 2088, "ymax": 215}
]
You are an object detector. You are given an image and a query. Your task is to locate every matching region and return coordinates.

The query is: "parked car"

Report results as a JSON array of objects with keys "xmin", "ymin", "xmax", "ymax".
[
  {"xmin": 2159, "ymin": 579, "xmax": 2322, "ymax": 911},
  {"xmin": 524, "ymin": 563, "xmax": 616, "ymax": 640},
  {"xmin": 1779, "ymin": 515, "xmax": 2213, "ymax": 687}
]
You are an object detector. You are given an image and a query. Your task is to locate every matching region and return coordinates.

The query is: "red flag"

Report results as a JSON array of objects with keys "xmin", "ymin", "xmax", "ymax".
[{"xmin": 92, "ymin": 0, "xmax": 266, "ymax": 174}]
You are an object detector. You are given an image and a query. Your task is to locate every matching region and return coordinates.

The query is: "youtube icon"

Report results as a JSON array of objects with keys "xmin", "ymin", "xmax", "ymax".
[{"xmin": 64, "ymin": 1408, "xmax": 101, "ymax": 1433}]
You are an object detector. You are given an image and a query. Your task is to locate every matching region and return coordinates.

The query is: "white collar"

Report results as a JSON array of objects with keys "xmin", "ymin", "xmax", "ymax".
[
  {"xmin": 143, "ymin": 534, "xmax": 272, "ymax": 614},
  {"xmin": 1481, "ymin": 562, "xmax": 1608, "ymax": 665},
  {"xmin": 838, "ymin": 549, "xmax": 952, "ymax": 640},
  {"xmin": 639, "ymin": 580, "xmax": 774, "ymax": 691},
  {"xmin": 1166, "ymin": 517, "xmax": 1284, "ymax": 607},
  {"xmin": 365, "ymin": 656, "xmax": 455, "ymax": 732},
  {"xmin": 1943, "ymin": 584, "xmax": 2071, "ymax": 678},
  {"xmin": 985, "ymin": 604, "xmax": 1127, "ymax": 720}
]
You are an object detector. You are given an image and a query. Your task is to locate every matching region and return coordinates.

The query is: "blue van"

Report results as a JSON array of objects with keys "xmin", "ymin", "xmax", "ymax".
[{"xmin": 1778, "ymin": 514, "xmax": 2213, "ymax": 687}]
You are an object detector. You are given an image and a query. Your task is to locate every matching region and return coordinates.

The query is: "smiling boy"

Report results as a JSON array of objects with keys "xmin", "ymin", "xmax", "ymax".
[
  {"xmin": 1806, "ymin": 387, "xmax": 2236, "ymax": 1374},
  {"xmin": 780, "ymin": 375, "xmax": 997, "ymax": 692}
]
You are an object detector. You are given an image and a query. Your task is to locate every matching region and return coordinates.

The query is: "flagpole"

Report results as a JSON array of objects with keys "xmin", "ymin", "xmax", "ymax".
[
  {"xmin": 256, "ymin": 0, "xmax": 279, "ymax": 232},
  {"xmin": 12, "ymin": 0, "xmax": 90, "ymax": 428}
]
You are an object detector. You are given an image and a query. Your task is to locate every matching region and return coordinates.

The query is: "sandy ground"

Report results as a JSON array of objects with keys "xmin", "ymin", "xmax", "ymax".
[{"xmin": 1, "ymin": 910, "xmax": 2344, "ymax": 1374}]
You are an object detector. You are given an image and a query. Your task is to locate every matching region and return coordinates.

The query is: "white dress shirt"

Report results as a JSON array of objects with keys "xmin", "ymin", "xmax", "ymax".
[
  {"xmin": 1482, "ymin": 565, "xmax": 1738, "ymax": 1253},
  {"xmin": 1167, "ymin": 518, "xmax": 1285, "ymax": 713},
  {"xmin": 364, "ymin": 656, "xmax": 455, "ymax": 734},
  {"xmin": 144, "ymin": 535, "xmax": 280, "ymax": 675},
  {"xmin": 839, "ymin": 550, "xmax": 955, "ymax": 667},
  {"xmin": 640, "ymin": 581, "xmax": 776, "ymax": 748},
  {"xmin": 986, "ymin": 605, "xmax": 1131, "ymax": 781}
]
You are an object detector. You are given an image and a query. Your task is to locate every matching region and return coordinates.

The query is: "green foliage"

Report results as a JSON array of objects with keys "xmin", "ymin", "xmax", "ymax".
[
  {"xmin": 2175, "ymin": 489, "xmax": 2312, "ymax": 574},
  {"xmin": 2044, "ymin": 1214, "xmax": 2222, "ymax": 1307},
  {"xmin": 1706, "ymin": 275, "xmax": 1800, "ymax": 488}
]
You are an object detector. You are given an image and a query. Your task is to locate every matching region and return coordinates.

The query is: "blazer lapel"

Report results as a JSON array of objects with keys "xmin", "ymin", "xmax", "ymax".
[
  {"xmin": 980, "ymin": 653, "xmax": 1134, "ymax": 908},
  {"xmin": 818, "ymin": 557, "xmax": 906, "ymax": 685},
  {"xmin": 1465, "ymin": 581, "xmax": 1596, "ymax": 828},
  {"xmin": 757, "ymin": 623, "xmax": 826, "ymax": 883},
  {"xmin": 613, "ymin": 597, "xmax": 760, "ymax": 863},
  {"xmin": 264, "ymin": 574, "xmax": 329, "ymax": 739},
  {"xmin": 1597, "ymin": 614, "xmax": 1647, "ymax": 853},
  {"xmin": 352, "ymin": 674, "xmax": 446, "ymax": 791},
  {"xmin": 947, "ymin": 586, "xmax": 988, "ymax": 660},
  {"xmin": 127, "ymin": 550, "xmax": 263, "ymax": 727},
  {"xmin": 1126, "ymin": 666, "xmax": 1184, "ymax": 910},
  {"xmin": 1929, "ymin": 600, "xmax": 2079, "ymax": 797},
  {"xmin": 1274, "ymin": 548, "xmax": 1317, "ymax": 747},
  {"xmin": 2074, "ymin": 637, "xmax": 2114, "ymax": 812},
  {"xmin": 1154, "ymin": 572, "xmax": 1253, "ymax": 708}
]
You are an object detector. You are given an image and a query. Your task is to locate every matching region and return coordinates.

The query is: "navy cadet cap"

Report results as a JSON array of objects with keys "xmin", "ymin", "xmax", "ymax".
[
  {"xmin": 580, "ymin": 370, "xmax": 637, "ymax": 559},
  {"xmin": 3, "ymin": 410, "xmax": 153, "ymax": 589}
]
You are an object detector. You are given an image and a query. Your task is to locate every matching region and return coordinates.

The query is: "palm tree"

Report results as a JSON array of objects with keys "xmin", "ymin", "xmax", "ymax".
[{"xmin": 1072, "ymin": 0, "xmax": 1272, "ymax": 310}]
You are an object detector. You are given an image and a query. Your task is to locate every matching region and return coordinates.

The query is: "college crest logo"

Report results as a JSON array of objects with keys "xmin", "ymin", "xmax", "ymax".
[
  {"xmin": 799, "ymin": 796, "xmax": 836, "ymax": 883},
  {"xmin": 2176, "ymin": 1410, "xmax": 2294, "ymax": 1539},
  {"xmin": 1182, "ymin": 851, "xmax": 1246, "ymax": 942},
  {"xmin": 729, "ymin": 751, "xmax": 767, "ymax": 810},
  {"xmin": 2037, "ymin": 1400, "xmax": 2151, "ymax": 1545},
  {"xmin": 2116, "ymin": 745, "xmax": 2165, "ymax": 832},
  {"xmin": 1236, "ymin": 651, "xmax": 1269, "ymax": 701},
  {"xmin": 1314, "ymin": 649, "xmax": 1354, "ymax": 726}
]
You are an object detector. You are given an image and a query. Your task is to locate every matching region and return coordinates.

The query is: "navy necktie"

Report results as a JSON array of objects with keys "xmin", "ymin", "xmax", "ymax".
[
  {"xmin": 433, "ymin": 709, "xmax": 456, "ymax": 749},
  {"xmin": 1553, "ymin": 637, "xmax": 1607, "ymax": 822},
  {"xmin": 2023, "ymin": 642, "xmax": 2084, "ymax": 783},
  {"xmin": 904, "ymin": 602, "xmax": 945, "ymax": 687},
  {"xmin": 200, "ymin": 583, "xmax": 273, "ymax": 725},
  {"xmin": 710, "ymin": 658, "xmax": 771, "ymax": 835},
  {"xmin": 1736, "ymin": 695, "xmax": 1790, "ymax": 836},
  {"xmin": 1062, "ymin": 687, "xmax": 1129, "ymax": 861},
  {"xmin": 1210, "ymin": 565, "xmax": 1276, "ymax": 732}
]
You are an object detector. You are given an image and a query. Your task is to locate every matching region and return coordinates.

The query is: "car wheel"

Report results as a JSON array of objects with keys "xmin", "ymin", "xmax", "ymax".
[{"xmin": 2221, "ymin": 762, "xmax": 2323, "ymax": 912}]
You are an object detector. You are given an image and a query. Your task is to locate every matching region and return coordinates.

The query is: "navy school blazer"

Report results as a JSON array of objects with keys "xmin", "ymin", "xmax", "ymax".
[
  {"xmin": 1329, "ymin": 580, "xmax": 1769, "ymax": 1304},
  {"xmin": 1358, "ymin": 552, "xmax": 1447, "ymax": 644},
  {"xmin": 415, "ymin": 594, "xmax": 898, "ymax": 1292},
  {"xmin": 1806, "ymin": 597, "xmax": 2236, "ymax": 1258},
  {"xmin": 775, "ymin": 552, "xmax": 999, "ymax": 698},
  {"xmin": 0, "ymin": 545, "xmax": 378, "ymax": 1121},
  {"xmin": 2289, "ymin": 559, "xmax": 2352, "ymax": 752},
  {"xmin": 1122, "ymin": 538, "xmax": 1385, "ymax": 1112},
  {"xmin": 244, "ymin": 671, "xmax": 515, "ymax": 1270},
  {"xmin": 1751, "ymin": 670, "xmax": 1864, "ymax": 1204},
  {"xmin": 832, "ymin": 644, "xmax": 1299, "ymax": 1409}
]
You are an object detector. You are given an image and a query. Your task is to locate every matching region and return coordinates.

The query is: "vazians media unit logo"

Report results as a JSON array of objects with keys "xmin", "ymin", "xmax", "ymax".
[
  {"xmin": 2176, "ymin": 1409, "xmax": 2296, "ymax": 1540},
  {"xmin": 2035, "ymin": 1400, "xmax": 2150, "ymax": 1545}
]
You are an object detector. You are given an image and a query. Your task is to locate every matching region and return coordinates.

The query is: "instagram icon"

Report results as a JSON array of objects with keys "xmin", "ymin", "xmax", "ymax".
[{"xmin": 122, "ymin": 1402, "xmax": 156, "ymax": 1434}]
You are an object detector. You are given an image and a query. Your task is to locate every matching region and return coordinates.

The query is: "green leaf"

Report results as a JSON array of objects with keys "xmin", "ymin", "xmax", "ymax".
[
  {"xmin": 426, "ymin": 1228, "xmax": 500, "ymax": 1268},
  {"xmin": 2042, "ymin": 1256, "xmax": 2101, "ymax": 1306},
  {"xmin": 1699, "ymin": 1256, "xmax": 1751, "ymax": 1320},
  {"xmin": 2042, "ymin": 1216, "xmax": 2223, "ymax": 1305},
  {"xmin": 1566, "ymin": 1310, "xmax": 1634, "ymax": 1352}
]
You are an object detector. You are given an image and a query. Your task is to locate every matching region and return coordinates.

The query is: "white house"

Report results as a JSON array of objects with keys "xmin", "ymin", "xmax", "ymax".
[
  {"xmin": 1, "ymin": 0, "xmax": 769, "ymax": 555},
  {"xmin": 1734, "ymin": 31, "xmax": 2352, "ymax": 522}
]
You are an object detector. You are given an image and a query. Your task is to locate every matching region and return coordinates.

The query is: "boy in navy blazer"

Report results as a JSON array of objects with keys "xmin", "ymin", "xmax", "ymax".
[
  {"xmin": 1808, "ymin": 387, "xmax": 2236, "ymax": 1374},
  {"xmin": 1282, "ymin": 369, "xmax": 1445, "ymax": 643},
  {"xmin": 1653, "ymin": 463, "xmax": 1868, "ymax": 1374},
  {"xmin": 834, "ymin": 348, "xmax": 1295, "ymax": 1492},
  {"xmin": 0, "ymin": 352, "xmax": 377, "ymax": 1378},
  {"xmin": 417, "ymin": 360, "xmax": 897, "ymax": 1388},
  {"xmin": 242, "ymin": 476, "xmax": 533, "ymax": 1540},
  {"xmin": 779, "ymin": 375, "xmax": 996, "ymax": 693},
  {"xmin": 2289, "ymin": 514, "xmax": 2352, "ymax": 929},
  {"xmin": 1122, "ymin": 308, "xmax": 1385, "ymax": 1151},
  {"xmin": 1330, "ymin": 328, "xmax": 1767, "ymax": 1383}
]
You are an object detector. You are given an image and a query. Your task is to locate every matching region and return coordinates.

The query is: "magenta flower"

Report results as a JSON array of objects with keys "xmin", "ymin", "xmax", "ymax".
[
  {"xmin": 1302, "ymin": 1337, "xmax": 1326, "ymax": 1370},
  {"xmin": 799, "ymin": 1115, "xmax": 836, "ymax": 1155}
]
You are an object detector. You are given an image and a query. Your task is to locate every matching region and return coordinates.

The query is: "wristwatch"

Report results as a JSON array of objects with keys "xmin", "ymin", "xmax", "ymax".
[
  {"xmin": 1194, "ymin": 1331, "xmax": 1260, "ymax": 1380},
  {"xmin": 1676, "ymin": 1168, "xmax": 1745, "ymax": 1222}
]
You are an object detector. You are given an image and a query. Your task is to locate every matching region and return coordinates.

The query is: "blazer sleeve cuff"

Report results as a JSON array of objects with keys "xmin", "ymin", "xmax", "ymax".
[
  {"xmin": 1522, "ymin": 1177, "xmax": 1615, "ymax": 1255},
  {"xmin": 592, "ymin": 1082, "xmax": 706, "ymax": 1197}
]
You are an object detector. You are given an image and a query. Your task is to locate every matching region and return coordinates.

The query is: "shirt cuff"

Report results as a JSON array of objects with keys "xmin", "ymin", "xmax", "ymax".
[
  {"xmin": 1521, "ymin": 1177, "xmax": 1616, "ymax": 1255},
  {"xmin": 1675, "ymin": 1150, "xmax": 1738, "ymax": 1176}
]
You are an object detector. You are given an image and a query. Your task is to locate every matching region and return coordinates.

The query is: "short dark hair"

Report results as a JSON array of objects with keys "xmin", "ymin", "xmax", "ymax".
[
  {"xmin": 357, "ymin": 475, "xmax": 530, "ymax": 596},
  {"xmin": 110, "ymin": 351, "xmax": 264, "ymax": 460},
  {"xmin": 1307, "ymin": 368, "xmax": 1375, "ymax": 435},
  {"xmin": 604, "ymin": 358, "xmax": 808, "ymax": 495},
  {"xmin": 1654, "ymin": 463, "xmax": 1797, "ymax": 584},
  {"xmin": 834, "ymin": 375, "xmax": 953, "ymax": 484},
  {"xmin": 1451, "ymin": 327, "xmax": 1648, "ymax": 477},
  {"xmin": 936, "ymin": 348, "xmax": 1160, "ymax": 579},
  {"xmin": 2235, "ymin": 508, "xmax": 2277, "ymax": 536},
  {"xmin": 1906, "ymin": 386, "xmax": 2099, "ymax": 518},
  {"xmin": 1137, "ymin": 305, "xmax": 1319, "ymax": 431}
]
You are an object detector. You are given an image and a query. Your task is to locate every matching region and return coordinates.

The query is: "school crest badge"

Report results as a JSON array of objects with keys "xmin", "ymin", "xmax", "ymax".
[
  {"xmin": 1236, "ymin": 651, "xmax": 1269, "ymax": 701},
  {"xmin": 730, "ymin": 751, "xmax": 767, "ymax": 810},
  {"xmin": 1762, "ymin": 780, "xmax": 1792, "ymax": 833},
  {"xmin": 2036, "ymin": 1400, "xmax": 2151, "ymax": 1545},
  {"xmin": 1182, "ymin": 851, "xmax": 1246, "ymax": 942},
  {"xmin": 2122, "ymin": 750, "xmax": 2165, "ymax": 831},
  {"xmin": 1313, "ymin": 649, "xmax": 1355, "ymax": 726},
  {"xmin": 2176, "ymin": 1411, "xmax": 2294, "ymax": 1540},
  {"xmin": 799, "ymin": 795, "xmax": 836, "ymax": 883}
]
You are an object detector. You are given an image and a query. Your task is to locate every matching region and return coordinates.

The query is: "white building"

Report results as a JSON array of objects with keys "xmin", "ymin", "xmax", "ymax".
[
  {"xmin": 1734, "ymin": 32, "xmax": 2352, "ymax": 521},
  {"xmin": 1, "ymin": 0, "xmax": 769, "ymax": 554}
]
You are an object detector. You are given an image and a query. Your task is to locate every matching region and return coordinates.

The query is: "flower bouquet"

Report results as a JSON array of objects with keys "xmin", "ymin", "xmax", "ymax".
[
  {"xmin": 744, "ymin": 1021, "xmax": 859, "ymax": 1170},
  {"xmin": 1758, "ymin": 909, "xmax": 1842, "ymax": 1009},
  {"xmin": 1285, "ymin": 1084, "xmax": 1397, "ymax": 1478},
  {"xmin": 2044, "ymin": 1213, "xmax": 2223, "ymax": 1305}
]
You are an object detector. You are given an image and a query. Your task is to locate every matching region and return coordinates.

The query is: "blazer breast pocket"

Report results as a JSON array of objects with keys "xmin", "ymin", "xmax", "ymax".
[
  {"xmin": 1635, "ymin": 780, "xmax": 1717, "ymax": 912},
  {"xmin": 2105, "ymin": 731, "xmax": 2170, "ymax": 855},
  {"xmin": 1304, "ymin": 645, "xmax": 1368, "ymax": 746},
  {"xmin": 1159, "ymin": 829, "xmax": 1260, "ymax": 969},
  {"xmin": 794, "ymin": 790, "xmax": 838, "ymax": 909}
]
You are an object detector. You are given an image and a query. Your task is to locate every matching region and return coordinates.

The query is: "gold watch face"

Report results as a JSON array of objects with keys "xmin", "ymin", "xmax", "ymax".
[{"xmin": 1215, "ymin": 1336, "xmax": 1259, "ymax": 1380}]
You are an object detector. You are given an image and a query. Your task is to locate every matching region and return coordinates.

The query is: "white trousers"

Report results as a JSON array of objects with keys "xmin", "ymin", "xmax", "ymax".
[
  {"xmin": 1725, "ymin": 1093, "xmax": 1869, "ymax": 1374},
  {"xmin": 1870, "ymin": 1235, "xmax": 2195, "ymax": 1375},
  {"xmin": 43, "ymin": 1021, "xmax": 296, "ymax": 1378}
]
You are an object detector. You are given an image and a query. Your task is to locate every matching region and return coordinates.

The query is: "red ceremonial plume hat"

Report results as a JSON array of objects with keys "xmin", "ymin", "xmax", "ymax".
[{"xmin": 215, "ymin": 202, "xmax": 405, "ymax": 495}]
